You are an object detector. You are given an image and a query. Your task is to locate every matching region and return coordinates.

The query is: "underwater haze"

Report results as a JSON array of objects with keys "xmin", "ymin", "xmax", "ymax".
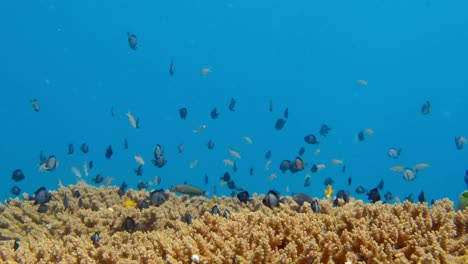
[{"xmin": 1, "ymin": 0, "xmax": 467, "ymax": 207}]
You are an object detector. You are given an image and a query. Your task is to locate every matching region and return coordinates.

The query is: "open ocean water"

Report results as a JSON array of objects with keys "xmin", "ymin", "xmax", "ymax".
[{"xmin": 1, "ymin": 0, "xmax": 467, "ymax": 208}]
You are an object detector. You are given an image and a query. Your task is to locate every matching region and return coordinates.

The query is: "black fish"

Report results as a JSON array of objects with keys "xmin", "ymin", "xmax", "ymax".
[
  {"xmin": 378, "ymin": 178, "xmax": 384, "ymax": 190},
  {"xmin": 152, "ymin": 156, "xmax": 167, "ymax": 168},
  {"xmin": 334, "ymin": 190, "xmax": 350, "ymax": 206},
  {"xmin": 289, "ymin": 157, "xmax": 305, "ymax": 173},
  {"xmin": 184, "ymin": 213, "xmax": 192, "ymax": 224},
  {"xmin": 138, "ymin": 201, "xmax": 149, "ymax": 209},
  {"xmin": 263, "ymin": 190, "xmax": 280, "ymax": 209},
  {"xmin": 311, "ymin": 199, "xmax": 320, "ymax": 213},
  {"xmin": 169, "ymin": 60, "xmax": 175, "ymax": 76},
  {"xmin": 14, "ymin": 240, "xmax": 19, "ymax": 251},
  {"xmin": 33, "ymin": 187, "xmax": 51, "ymax": 205},
  {"xmin": 304, "ymin": 177, "xmax": 311, "ymax": 187},
  {"xmin": 207, "ymin": 139, "xmax": 215, "ymax": 150},
  {"xmin": 134, "ymin": 165, "xmax": 143, "ymax": 176},
  {"xmin": 319, "ymin": 124, "xmax": 331, "ymax": 137},
  {"xmin": 342, "ymin": 165, "xmax": 347, "ymax": 174},
  {"xmin": 221, "ymin": 172, "xmax": 231, "ymax": 182},
  {"xmin": 292, "ymin": 193, "xmax": 313, "ymax": 206},
  {"xmin": 45, "ymin": 155, "xmax": 58, "ymax": 171},
  {"xmin": 11, "ymin": 186, "xmax": 20, "ymax": 196},
  {"xmin": 118, "ymin": 182, "xmax": 127, "ymax": 197},
  {"xmin": 154, "ymin": 144, "xmax": 164, "ymax": 159},
  {"xmin": 265, "ymin": 150, "xmax": 272, "ymax": 159},
  {"xmin": 275, "ymin": 118, "xmax": 286, "ymax": 130},
  {"xmin": 233, "ymin": 162, "xmax": 238, "ymax": 173},
  {"xmin": 249, "ymin": 167, "xmax": 254, "ymax": 176},
  {"xmin": 127, "ymin": 32, "xmax": 137, "ymax": 50},
  {"xmin": 137, "ymin": 181, "xmax": 147, "ymax": 190},
  {"xmin": 298, "ymin": 146, "xmax": 305, "ymax": 156},
  {"xmin": 92, "ymin": 174, "xmax": 103, "ymax": 184},
  {"xmin": 324, "ymin": 177, "xmax": 334, "ymax": 186},
  {"xmin": 228, "ymin": 98, "xmax": 237, "ymax": 112},
  {"xmin": 310, "ymin": 164, "xmax": 318, "ymax": 173},
  {"xmin": 384, "ymin": 192, "xmax": 393, "ymax": 201},
  {"xmin": 124, "ymin": 138, "xmax": 128, "ymax": 149},
  {"xmin": 73, "ymin": 190, "xmax": 81, "ymax": 198},
  {"xmin": 105, "ymin": 145, "xmax": 113, "ymax": 159},
  {"xmin": 367, "ymin": 188, "xmax": 380, "ymax": 203},
  {"xmin": 149, "ymin": 189, "xmax": 168, "ymax": 206},
  {"xmin": 210, "ymin": 205, "xmax": 220, "ymax": 215},
  {"xmin": 455, "ymin": 136, "xmax": 465, "ymax": 150},
  {"xmin": 80, "ymin": 143, "xmax": 89, "ymax": 154},
  {"xmin": 418, "ymin": 190, "xmax": 426, "ymax": 203},
  {"xmin": 223, "ymin": 209, "xmax": 230, "ymax": 218},
  {"xmin": 37, "ymin": 204, "xmax": 48, "ymax": 213},
  {"xmin": 405, "ymin": 193, "xmax": 414, "ymax": 203},
  {"xmin": 357, "ymin": 131, "xmax": 365, "ymax": 142},
  {"xmin": 347, "ymin": 176, "xmax": 352, "ymax": 186},
  {"xmin": 355, "ymin": 186, "xmax": 366, "ymax": 194},
  {"xmin": 284, "ymin": 108, "xmax": 289, "ymax": 119},
  {"xmin": 39, "ymin": 150, "xmax": 46, "ymax": 163},
  {"xmin": 179, "ymin": 107, "xmax": 187, "ymax": 120},
  {"xmin": 465, "ymin": 169, "xmax": 468, "ymax": 188},
  {"xmin": 11, "ymin": 169, "xmax": 24, "ymax": 182},
  {"xmin": 67, "ymin": 144, "xmax": 74, "ymax": 154},
  {"xmin": 421, "ymin": 101, "xmax": 430, "ymax": 115},
  {"xmin": 279, "ymin": 160, "xmax": 291, "ymax": 173},
  {"xmin": 122, "ymin": 216, "xmax": 136, "ymax": 232},
  {"xmin": 204, "ymin": 174, "xmax": 208, "ymax": 185},
  {"xmin": 91, "ymin": 232, "xmax": 100, "ymax": 246},
  {"xmin": 227, "ymin": 180, "xmax": 235, "ymax": 189},
  {"xmin": 89, "ymin": 160, "xmax": 94, "ymax": 169},
  {"xmin": 210, "ymin": 107, "xmax": 219, "ymax": 119},
  {"xmin": 237, "ymin": 190, "xmax": 250, "ymax": 203},
  {"xmin": 31, "ymin": 99, "xmax": 40, "ymax": 112},
  {"xmin": 268, "ymin": 99, "xmax": 273, "ymax": 112},
  {"xmin": 63, "ymin": 193, "xmax": 69, "ymax": 209},
  {"xmin": 304, "ymin": 134, "xmax": 318, "ymax": 144}
]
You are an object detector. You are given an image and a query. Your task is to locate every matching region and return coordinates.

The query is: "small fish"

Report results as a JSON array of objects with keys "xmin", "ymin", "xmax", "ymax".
[
  {"xmin": 223, "ymin": 159, "xmax": 235, "ymax": 167},
  {"xmin": 384, "ymin": 192, "xmax": 393, "ymax": 201},
  {"xmin": 89, "ymin": 160, "xmax": 93, "ymax": 169},
  {"xmin": 331, "ymin": 159, "xmax": 343, "ymax": 166},
  {"xmin": 403, "ymin": 168, "xmax": 416, "ymax": 181},
  {"xmin": 455, "ymin": 136, "xmax": 467, "ymax": 150},
  {"xmin": 137, "ymin": 181, "xmax": 147, "ymax": 190},
  {"xmin": 111, "ymin": 105, "xmax": 116, "ymax": 117},
  {"xmin": 283, "ymin": 108, "xmax": 289, "ymax": 119},
  {"xmin": 207, "ymin": 139, "xmax": 215, "ymax": 150},
  {"xmin": 179, "ymin": 107, "xmax": 188, "ymax": 120},
  {"xmin": 127, "ymin": 32, "xmax": 137, "ymax": 50},
  {"xmin": 134, "ymin": 155, "xmax": 145, "ymax": 165},
  {"xmin": 342, "ymin": 165, "xmax": 347, "ymax": 174},
  {"xmin": 205, "ymin": 174, "xmax": 208, "ymax": 185},
  {"xmin": 14, "ymin": 240, "xmax": 19, "ymax": 251},
  {"xmin": 189, "ymin": 160, "xmax": 199, "ymax": 169},
  {"xmin": 378, "ymin": 178, "xmax": 384, "ymax": 190},
  {"xmin": 134, "ymin": 165, "xmax": 143, "ymax": 176},
  {"xmin": 228, "ymin": 148, "xmax": 241, "ymax": 159},
  {"xmin": 268, "ymin": 99, "xmax": 273, "ymax": 112},
  {"xmin": 304, "ymin": 134, "xmax": 319, "ymax": 145},
  {"xmin": 249, "ymin": 167, "xmax": 254, "ymax": 175},
  {"xmin": 355, "ymin": 186, "xmax": 367, "ymax": 194},
  {"xmin": 366, "ymin": 128, "xmax": 374, "ymax": 135},
  {"xmin": 201, "ymin": 67, "xmax": 212, "ymax": 77},
  {"xmin": 243, "ymin": 136, "xmax": 253, "ymax": 144},
  {"xmin": 126, "ymin": 112, "xmax": 137, "ymax": 128},
  {"xmin": 319, "ymin": 124, "xmax": 331, "ymax": 137},
  {"xmin": 298, "ymin": 147, "xmax": 305, "ymax": 156},
  {"xmin": 465, "ymin": 169, "xmax": 468, "ymax": 188},
  {"xmin": 357, "ymin": 131, "xmax": 365, "ymax": 142},
  {"xmin": 265, "ymin": 150, "xmax": 272, "ymax": 159},
  {"xmin": 92, "ymin": 174, "xmax": 103, "ymax": 184},
  {"xmin": 324, "ymin": 177, "xmax": 334, "ymax": 186},
  {"xmin": 347, "ymin": 176, "xmax": 352, "ymax": 186},
  {"xmin": 390, "ymin": 165, "xmax": 404, "ymax": 172},
  {"xmin": 357, "ymin": 79, "xmax": 368, "ymax": 86},
  {"xmin": 311, "ymin": 163, "xmax": 326, "ymax": 173},
  {"xmin": 421, "ymin": 101, "xmax": 431, "ymax": 115},
  {"xmin": 124, "ymin": 138, "xmax": 128, "ymax": 149},
  {"xmin": 91, "ymin": 232, "xmax": 100, "ymax": 246},
  {"xmin": 118, "ymin": 182, "xmax": 128, "ymax": 197},
  {"xmin": 67, "ymin": 144, "xmax": 74, "ymax": 154},
  {"xmin": 171, "ymin": 184, "xmax": 207, "ymax": 196},
  {"xmin": 83, "ymin": 162, "xmax": 88, "ymax": 177},
  {"xmin": 324, "ymin": 185, "xmax": 333, "ymax": 199},
  {"xmin": 122, "ymin": 216, "xmax": 136, "ymax": 233},
  {"xmin": 123, "ymin": 200, "xmax": 138, "ymax": 208},
  {"xmin": 304, "ymin": 175, "xmax": 311, "ymax": 187},
  {"xmin": 11, "ymin": 186, "xmax": 20, "ymax": 196},
  {"xmin": 63, "ymin": 193, "xmax": 69, "ymax": 209},
  {"xmin": 228, "ymin": 98, "xmax": 237, "ymax": 112},
  {"xmin": 11, "ymin": 169, "xmax": 25, "ymax": 182},
  {"xmin": 105, "ymin": 145, "xmax": 113, "ymax": 159},
  {"xmin": 418, "ymin": 190, "xmax": 425, "ymax": 203},
  {"xmin": 279, "ymin": 160, "xmax": 291, "ymax": 173},
  {"xmin": 388, "ymin": 148, "xmax": 401, "ymax": 159},
  {"xmin": 39, "ymin": 150, "xmax": 46, "ymax": 163},
  {"xmin": 169, "ymin": 60, "xmax": 175, "ymax": 76},
  {"xmin": 233, "ymin": 162, "xmax": 238, "ymax": 172},
  {"xmin": 210, "ymin": 107, "xmax": 219, "ymax": 119},
  {"xmin": 414, "ymin": 163, "xmax": 430, "ymax": 171},
  {"xmin": 33, "ymin": 187, "xmax": 51, "ymax": 205},
  {"xmin": 263, "ymin": 190, "xmax": 280, "ymax": 209},
  {"xmin": 275, "ymin": 118, "xmax": 286, "ymax": 130},
  {"xmin": 177, "ymin": 144, "xmax": 184, "ymax": 153},
  {"xmin": 80, "ymin": 143, "xmax": 89, "ymax": 154},
  {"xmin": 269, "ymin": 172, "xmax": 277, "ymax": 181},
  {"xmin": 237, "ymin": 190, "xmax": 250, "ymax": 203},
  {"xmin": 71, "ymin": 166, "xmax": 82, "ymax": 178},
  {"xmin": 264, "ymin": 160, "xmax": 272, "ymax": 171},
  {"xmin": 367, "ymin": 188, "xmax": 380, "ymax": 203},
  {"xmin": 31, "ymin": 99, "xmax": 40, "ymax": 112},
  {"xmin": 207, "ymin": 195, "xmax": 217, "ymax": 208},
  {"xmin": 193, "ymin": 124, "xmax": 207, "ymax": 133}
]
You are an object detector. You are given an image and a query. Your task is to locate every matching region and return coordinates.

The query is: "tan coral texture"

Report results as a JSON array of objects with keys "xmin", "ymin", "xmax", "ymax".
[{"xmin": 0, "ymin": 183, "xmax": 467, "ymax": 264}]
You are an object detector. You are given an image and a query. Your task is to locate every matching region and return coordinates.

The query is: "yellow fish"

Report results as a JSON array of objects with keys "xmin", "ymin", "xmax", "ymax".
[
  {"xmin": 126, "ymin": 112, "xmax": 137, "ymax": 128},
  {"xmin": 122, "ymin": 200, "xmax": 137, "ymax": 208},
  {"xmin": 207, "ymin": 195, "xmax": 217, "ymax": 208},
  {"xmin": 325, "ymin": 184, "xmax": 333, "ymax": 199}
]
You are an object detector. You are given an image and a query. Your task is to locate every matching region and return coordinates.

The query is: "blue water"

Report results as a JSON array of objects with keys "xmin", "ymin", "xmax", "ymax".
[{"xmin": 1, "ymin": 0, "xmax": 467, "ymax": 207}]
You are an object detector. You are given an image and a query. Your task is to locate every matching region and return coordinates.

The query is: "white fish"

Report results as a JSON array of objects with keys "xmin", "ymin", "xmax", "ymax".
[
  {"xmin": 193, "ymin": 124, "xmax": 207, "ymax": 133},
  {"xmin": 243, "ymin": 136, "xmax": 253, "ymax": 144},
  {"xmin": 228, "ymin": 149, "xmax": 241, "ymax": 159},
  {"xmin": 126, "ymin": 112, "xmax": 137, "ymax": 128},
  {"xmin": 134, "ymin": 155, "xmax": 145, "ymax": 165},
  {"xmin": 223, "ymin": 159, "xmax": 234, "ymax": 167},
  {"xmin": 264, "ymin": 160, "xmax": 272, "ymax": 171},
  {"xmin": 189, "ymin": 160, "xmax": 199, "ymax": 169},
  {"xmin": 71, "ymin": 166, "xmax": 82, "ymax": 178},
  {"xmin": 83, "ymin": 162, "xmax": 88, "ymax": 177}
]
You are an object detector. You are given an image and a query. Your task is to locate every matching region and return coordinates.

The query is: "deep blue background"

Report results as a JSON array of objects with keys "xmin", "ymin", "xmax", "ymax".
[{"xmin": 1, "ymin": 0, "xmax": 467, "ymax": 207}]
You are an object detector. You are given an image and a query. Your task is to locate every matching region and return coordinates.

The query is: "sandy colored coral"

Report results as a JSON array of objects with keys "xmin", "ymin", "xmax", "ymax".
[{"xmin": 0, "ymin": 183, "xmax": 467, "ymax": 263}]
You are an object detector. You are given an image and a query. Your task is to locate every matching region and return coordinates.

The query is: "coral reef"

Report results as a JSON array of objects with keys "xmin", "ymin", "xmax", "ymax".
[{"xmin": 0, "ymin": 183, "xmax": 467, "ymax": 263}]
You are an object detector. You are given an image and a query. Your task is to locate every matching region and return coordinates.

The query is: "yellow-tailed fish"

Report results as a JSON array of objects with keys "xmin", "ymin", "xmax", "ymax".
[
  {"xmin": 122, "ymin": 200, "xmax": 137, "ymax": 208},
  {"xmin": 325, "ymin": 184, "xmax": 333, "ymax": 199},
  {"xmin": 207, "ymin": 195, "xmax": 217, "ymax": 208}
]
